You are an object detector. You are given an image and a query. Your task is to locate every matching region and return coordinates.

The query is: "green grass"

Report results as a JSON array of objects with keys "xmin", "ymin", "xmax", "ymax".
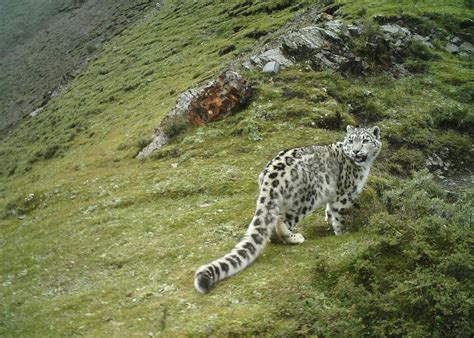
[
  {"xmin": 1, "ymin": 0, "xmax": 473, "ymax": 335},
  {"xmin": 337, "ymin": 0, "xmax": 472, "ymax": 21}
]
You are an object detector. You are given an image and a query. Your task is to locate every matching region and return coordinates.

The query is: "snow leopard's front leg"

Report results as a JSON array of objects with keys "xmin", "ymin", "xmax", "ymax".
[
  {"xmin": 326, "ymin": 196, "xmax": 354, "ymax": 235},
  {"xmin": 325, "ymin": 203, "xmax": 342, "ymax": 235}
]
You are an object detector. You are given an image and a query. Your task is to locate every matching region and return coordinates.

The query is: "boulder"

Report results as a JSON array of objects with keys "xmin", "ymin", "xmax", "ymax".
[
  {"xmin": 263, "ymin": 61, "xmax": 280, "ymax": 73},
  {"xmin": 252, "ymin": 48, "xmax": 293, "ymax": 67},
  {"xmin": 184, "ymin": 71, "xmax": 253, "ymax": 125},
  {"xmin": 137, "ymin": 70, "xmax": 253, "ymax": 159}
]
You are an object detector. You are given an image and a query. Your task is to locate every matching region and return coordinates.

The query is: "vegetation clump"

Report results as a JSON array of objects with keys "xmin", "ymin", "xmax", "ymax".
[{"xmin": 279, "ymin": 170, "xmax": 473, "ymax": 337}]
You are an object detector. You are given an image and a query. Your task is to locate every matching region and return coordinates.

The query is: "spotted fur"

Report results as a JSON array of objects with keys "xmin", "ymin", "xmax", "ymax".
[{"xmin": 194, "ymin": 125, "xmax": 381, "ymax": 293}]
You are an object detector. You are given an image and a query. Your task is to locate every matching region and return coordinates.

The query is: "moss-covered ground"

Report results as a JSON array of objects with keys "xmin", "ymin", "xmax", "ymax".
[{"xmin": 1, "ymin": 0, "xmax": 472, "ymax": 336}]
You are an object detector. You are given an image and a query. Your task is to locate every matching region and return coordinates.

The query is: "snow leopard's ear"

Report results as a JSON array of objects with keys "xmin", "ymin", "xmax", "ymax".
[
  {"xmin": 371, "ymin": 126, "xmax": 380, "ymax": 140},
  {"xmin": 346, "ymin": 125, "xmax": 355, "ymax": 134}
]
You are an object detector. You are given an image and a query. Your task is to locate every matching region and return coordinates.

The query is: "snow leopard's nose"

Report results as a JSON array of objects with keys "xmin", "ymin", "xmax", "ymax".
[{"xmin": 353, "ymin": 149, "xmax": 360, "ymax": 155}]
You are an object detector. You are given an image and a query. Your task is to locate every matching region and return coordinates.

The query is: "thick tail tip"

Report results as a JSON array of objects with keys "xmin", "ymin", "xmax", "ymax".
[{"xmin": 194, "ymin": 271, "xmax": 213, "ymax": 294}]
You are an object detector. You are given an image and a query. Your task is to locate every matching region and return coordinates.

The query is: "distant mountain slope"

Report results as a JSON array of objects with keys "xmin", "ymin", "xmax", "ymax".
[{"xmin": 0, "ymin": 0, "xmax": 153, "ymax": 134}]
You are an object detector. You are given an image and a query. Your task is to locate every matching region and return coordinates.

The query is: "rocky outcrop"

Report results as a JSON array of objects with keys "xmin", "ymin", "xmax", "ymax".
[
  {"xmin": 241, "ymin": 13, "xmax": 474, "ymax": 77},
  {"xmin": 137, "ymin": 70, "xmax": 253, "ymax": 158},
  {"xmin": 281, "ymin": 22, "xmax": 361, "ymax": 73},
  {"xmin": 444, "ymin": 36, "xmax": 474, "ymax": 55},
  {"xmin": 242, "ymin": 19, "xmax": 379, "ymax": 76},
  {"xmin": 425, "ymin": 151, "xmax": 453, "ymax": 178},
  {"xmin": 243, "ymin": 20, "xmax": 358, "ymax": 73}
]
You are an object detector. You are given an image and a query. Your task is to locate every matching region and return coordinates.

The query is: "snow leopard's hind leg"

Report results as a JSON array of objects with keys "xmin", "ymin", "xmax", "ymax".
[{"xmin": 274, "ymin": 216, "xmax": 305, "ymax": 244}]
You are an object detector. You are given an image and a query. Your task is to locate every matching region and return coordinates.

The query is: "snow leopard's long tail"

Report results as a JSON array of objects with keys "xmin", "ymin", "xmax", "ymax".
[{"xmin": 194, "ymin": 199, "xmax": 278, "ymax": 293}]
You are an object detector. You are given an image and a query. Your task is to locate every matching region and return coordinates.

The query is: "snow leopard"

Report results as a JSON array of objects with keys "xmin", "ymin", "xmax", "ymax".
[{"xmin": 195, "ymin": 125, "xmax": 381, "ymax": 293}]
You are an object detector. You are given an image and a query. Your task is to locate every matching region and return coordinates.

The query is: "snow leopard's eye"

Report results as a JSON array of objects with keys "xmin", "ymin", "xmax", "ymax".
[
  {"xmin": 362, "ymin": 139, "xmax": 369, "ymax": 144},
  {"xmin": 348, "ymin": 139, "xmax": 354, "ymax": 144}
]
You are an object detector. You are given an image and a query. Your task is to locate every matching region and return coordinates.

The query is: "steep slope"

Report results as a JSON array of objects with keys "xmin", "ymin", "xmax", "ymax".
[
  {"xmin": 0, "ymin": 0, "xmax": 472, "ymax": 336},
  {"xmin": 0, "ymin": 0, "xmax": 153, "ymax": 134}
]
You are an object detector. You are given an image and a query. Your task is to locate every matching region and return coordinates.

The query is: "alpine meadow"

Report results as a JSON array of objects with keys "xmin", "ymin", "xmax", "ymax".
[{"xmin": 0, "ymin": 0, "xmax": 472, "ymax": 336}]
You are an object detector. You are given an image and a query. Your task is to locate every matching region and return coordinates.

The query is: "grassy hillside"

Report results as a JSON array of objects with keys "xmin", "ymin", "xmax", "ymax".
[{"xmin": 1, "ymin": 0, "xmax": 472, "ymax": 336}]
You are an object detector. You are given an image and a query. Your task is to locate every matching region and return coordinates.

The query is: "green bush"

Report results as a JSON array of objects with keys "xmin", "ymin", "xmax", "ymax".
[
  {"xmin": 386, "ymin": 147, "xmax": 425, "ymax": 175},
  {"xmin": 4, "ymin": 192, "xmax": 43, "ymax": 218},
  {"xmin": 279, "ymin": 170, "xmax": 473, "ymax": 336}
]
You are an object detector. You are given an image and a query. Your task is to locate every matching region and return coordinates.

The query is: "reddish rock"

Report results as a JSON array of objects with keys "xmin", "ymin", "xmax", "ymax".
[
  {"xmin": 137, "ymin": 70, "xmax": 253, "ymax": 159},
  {"xmin": 185, "ymin": 71, "xmax": 253, "ymax": 125}
]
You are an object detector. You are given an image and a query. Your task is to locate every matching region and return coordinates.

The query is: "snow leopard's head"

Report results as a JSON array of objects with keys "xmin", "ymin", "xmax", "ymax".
[{"xmin": 343, "ymin": 125, "xmax": 381, "ymax": 166}]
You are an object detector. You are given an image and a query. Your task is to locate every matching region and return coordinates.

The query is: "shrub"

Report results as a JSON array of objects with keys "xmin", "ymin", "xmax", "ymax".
[
  {"xmin": 279, "ymin": 170, "xmax": 473, "ymax": 336},
  {"xmin": 4, "ymin": 192, "xmax": 43, "ymax": 218},
  {"xmin": 42, "ymin": 144, "xmax": 60, "ymax": 159}
]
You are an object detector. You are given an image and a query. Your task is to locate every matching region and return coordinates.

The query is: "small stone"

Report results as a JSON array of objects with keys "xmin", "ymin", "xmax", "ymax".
[
  {"xmin": 347, "ymin": 24, "xmax": 361, "ymax": 36},
  {"xmin": 460, "ymin": 41, "xmax": 474, "ymax": 54},
  {"xmin": 29, "ymin": 107, "xmax": 44, "ymax": 118},
  {"xmin": 262, "ymin": 61, "xmax": 280, "ymax": 74},
  {"xmin": 159, "ymin": 284, "xmax": 176, "ymax": 294},
  {"xmin": 242, "ymin": 60, "xmax": 253, "ymax": 70},
  {"xmin": 445, "ymin": 43, "xmax": 460, "ymax": 54},
  {"xmin": 381, "ymin": 24, "xmax": 411, "ymax": 37},
  {"xmin": 450, "ymin": 36, "xmax": 461, "ymax": 44}
]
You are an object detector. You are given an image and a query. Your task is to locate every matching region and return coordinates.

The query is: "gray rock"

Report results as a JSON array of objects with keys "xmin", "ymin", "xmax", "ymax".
[
  {"xmin": 281, "ymin": 26, "xmax": 346, "ymax": 72},
  {"xmin": 426, "ymin": 152, "xmax": 452, "ymax": 174},
  {"xmin": 282, "ymin": 27, "xmax": 327, "ymax": 52},
  {"xmin": 460, "ymin": 41, "xmax": 474, "ymax": 53},
  {"xmin": 242, "ymin": 60, "xmax": 253, "ymax": 71},
  {"xmin": 136, "ymin": 132, "xmax": 169, "ymax": 159},
  {"xmin": 413, "ymin": 34, "xmax": 434, "ymax": 49},
  {"xmin": 347, "ymin": 24, "xmax": 361, "ymax": 36},
  {"xmin": 450, "ymin": 36, "xmax": 461, "ymax": 44},
  {"xmin": 262, "ymin": 61, "xmax": 280, "ymax": 73},
  {"xmin": 324, "ymin": 20, "xmax": 348, "ymax": 36},
  {"xmin": 380, "ymin": 24, "xmax": 414, "ymax": 51},
  {"xmin": 280, "ymin": 25, "xmax": 354, "ymax": 73},
  {"xmin": 381, "ymin": 24, "xmax": 411, "ymax": 38},
  {"xmin": 258, "ymin": 48, "xmax": 293, "ymax": 67},
  {"xmin": 445, "ymin": 42, "xmax": 460, "ymax": 54},
  {"xmin": 29, "ymin": 107, "xmax": 44, "ymax": 118},
  {"xmin": 248, "ymin": 48, "xmax": 293, "ymax": 69}
]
